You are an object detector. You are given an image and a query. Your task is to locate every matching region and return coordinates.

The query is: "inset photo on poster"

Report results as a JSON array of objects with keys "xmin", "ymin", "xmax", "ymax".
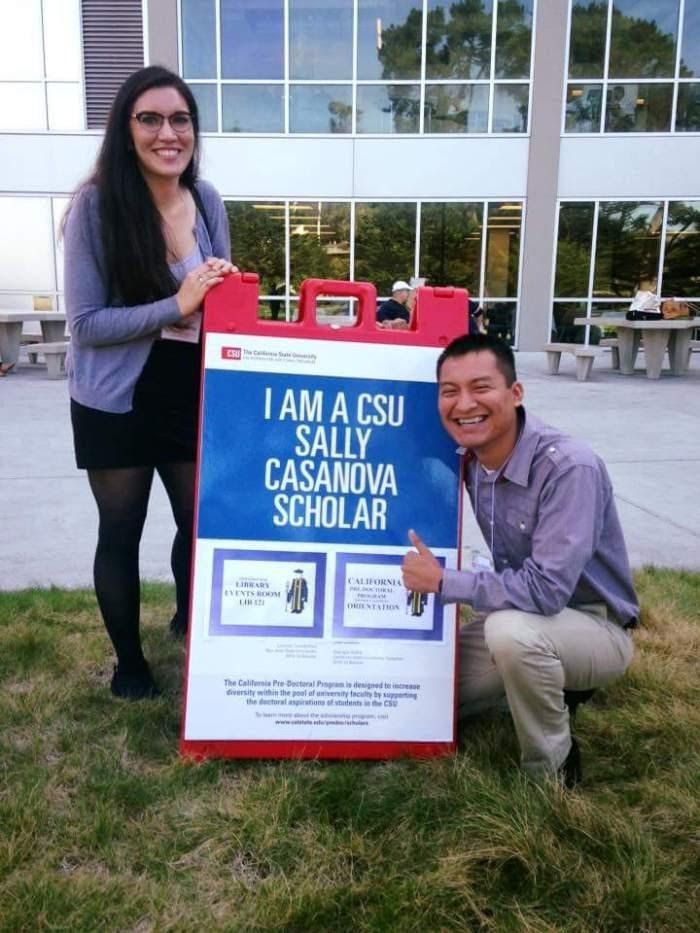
[
  {"xmin": 333, "ymin": 553, "xmax": 445, "ymax": 641},
  {"xmin": 208, "ymin": 549, "xmax": 326, "ymax": 637}
]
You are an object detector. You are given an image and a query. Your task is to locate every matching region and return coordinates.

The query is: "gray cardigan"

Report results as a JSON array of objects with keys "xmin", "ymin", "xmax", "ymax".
[{"xmin": 64, "ymin": 179, "xmax": 231, "ymax": 413}]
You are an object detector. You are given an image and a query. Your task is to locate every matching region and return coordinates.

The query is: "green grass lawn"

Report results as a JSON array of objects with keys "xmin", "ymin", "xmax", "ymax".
[{"xmin": 1, "ymin": 569, "xmax": 699, "ymax": 932}]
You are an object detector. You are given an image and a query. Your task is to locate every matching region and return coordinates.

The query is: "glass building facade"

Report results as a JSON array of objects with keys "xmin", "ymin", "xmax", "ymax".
[
  {"xmin": 181, "ymin": 0, "xmax": 534, "ymax": 134},
  {"xmin": 566, "ymin": 0, "xmax": 700, "ymax": 133},
  {"xmin": 0, "ymin": 0, "xmax": 698, "ymax": 352},
  {"xmin": 552, "ymin": 198, "xmax": 700, "ymax": 340}
]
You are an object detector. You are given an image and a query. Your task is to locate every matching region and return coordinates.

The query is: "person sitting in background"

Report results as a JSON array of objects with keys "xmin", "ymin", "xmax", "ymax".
[
  {"xmin": 468, "ymin": 298, "xmax": 486, "ymax": 334},
  {"xmin": 377, "ymin": 280, "xmax": 412, "ymax": 330}
]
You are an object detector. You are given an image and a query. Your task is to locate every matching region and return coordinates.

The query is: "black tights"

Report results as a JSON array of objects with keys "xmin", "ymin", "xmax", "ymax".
[{"xmin": 87, "ymin": 462, "xmax": 196, "ymax": 669}]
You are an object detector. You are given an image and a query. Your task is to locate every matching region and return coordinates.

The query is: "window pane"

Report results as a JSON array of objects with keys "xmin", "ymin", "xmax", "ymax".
[
  {"xmin": 485, "ymin": 202, "xmax": 521, "ymax": 296},
  {"xmin": 226, "ymin": 202, "xmax": 286, "ymax": 295},
  {"xmin": 593, "ymin": 201, "xmax": 663, "ymax": 298},
  {"xmin": 419, "ymin": 202, "xmax": 483, "ymax": 292},
  {"xmin": 290, "ymin": 0, "xmax": 353, "ymax": 79},
  {"xmin": 44, "ymin": 0, "xmax": 81, "ymax": 80},
  {"xmin": 0, "ymin": 197, "xmax": 55, "ymax": 291},
  {"xmin": 358, "ymin": 0, "xmax": 423, "ymax": 80},
  {"xmin": 182, "ymin": 0, "xmax": 216, "ymax": 79},
  {"xmin": 680, "ymin": 2, "xmax": 700, "ymax": 77},
  {"xmin": 604, "ymin": 83, "xmax": 672, "ymax": 131},
  {"xmin": 47, "ymin": 83, "xmax": 82, "ymax": 130},
  {"xmin": 565, "ymin": 84, "xmax": 603, "ymax": 132},
  {"xmin": 483, "ymin": 300, "xmax": 516, "ymax": 342},
  {"xmin": 354, "ymin": 202, "xmax": 417, "ymax": 294},
  {"xmin": 289, "ymin": 201, "xmax": 350, "ymax": 290},
  {"xmin": 223, "ymin": 85, "xmax": 283, "ymax": 132},
  {"xmin": 551, "ymin": 301, "xmax": 590, "ymax": 343},
  {"xmin": 0, "ymin": 83, "xmax": 45, "ymax": 130},
  {"xmin": 0, "ymin": 0, "xmax": 43, "ymax": 79},
  {"xmin": 492, "ymin": 84, "xmax": 528, "ymax": 132},
  {"xmin": 555, "ymin": 203, "xmax": 594, "ymax": 297},
  {"xmin": 221, "ymin": 0, "xmax": 284, "ymax": 79},
  {"xmin": 663, "ymin": 201, "xmax": 700, "ymax": 297},
  {"xmin": 424, "ymin": 84, "xmax": 488, "ymax": 133},
  {"xmin": 494, "ymin": 0, "xmax": 533, "ymax": 79},
  {"xmin": 53, "ymin": 197, "xmax": 70, "ymax": 293},
  {"xmin": 289, "ymin": 85, "xmax": 352, "ymax": 133},
  {"xmin": 568, "ymin": 1, "xmax": 607, "ymax": 78},
  {"xmin": 425, "ymin": 0, "xmax": 493, "ymax": 80},
  {"xmin": 609, "ymin": 0, "xmax": 679, "ymax": 79},
  {"xmin": 260, "ymin": 299, "xmax": 286, "ymax": 320},
  {"xmin": 357, "ymin": 84, "xmax": 420, "ymax": 132},
  {"xmin": 190, "ymin": 84, "xmax": 218, "ymax": 131},
  {"xmin": 676, "ymin": 83, "xmax": 700, "ymax": 131}
]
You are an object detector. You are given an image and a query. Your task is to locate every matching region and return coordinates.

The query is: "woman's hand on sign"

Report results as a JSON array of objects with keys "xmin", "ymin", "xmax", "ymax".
[
  {"xmin": 402, "ymin": 530, "xmax": 444, "ymax": 594},
  {"xmin": 176, "ymin": 262, "xmax": 227, "ymax": 318},
  {"xmin": 205, "ymin": 257, "xmax": 239, "ymax": 277}
]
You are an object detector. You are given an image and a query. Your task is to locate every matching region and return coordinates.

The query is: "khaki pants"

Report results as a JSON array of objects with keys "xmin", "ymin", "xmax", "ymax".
[{"xmin": 458, "ymin": 605, "xmax": 634, "ymax": 779}]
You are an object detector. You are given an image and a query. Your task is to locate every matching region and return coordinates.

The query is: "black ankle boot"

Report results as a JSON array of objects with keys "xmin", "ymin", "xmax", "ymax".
[
  {"xmin": 563, "ymin": 688, "xmax": 596, "ymax": 718},
  {"xmin": 169, "ymin": 613, "xmax": 188, "ymax": 640},
  {"xmin": 110, "ymin": 660, "xmax": 161, "ymax": 700},
  {"xmin": 559, "ymin": 737, "xmax": 582, "ymax": 789}
]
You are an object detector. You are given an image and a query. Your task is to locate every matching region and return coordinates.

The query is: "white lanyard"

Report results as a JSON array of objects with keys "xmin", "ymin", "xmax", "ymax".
[{"xmin": 473, "ymin": 464, "xmax": 497, "ymax": 556}]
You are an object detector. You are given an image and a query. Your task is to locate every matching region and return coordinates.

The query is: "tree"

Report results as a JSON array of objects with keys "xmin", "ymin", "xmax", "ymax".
[
  {"xmin": 226, "ymin": 203, "xmax": 285, "ymax": 296},
  {"xmin": 354, "ymin": 204, "xmax": 417, "ymax": 294},
  {"xmin": 555, "ymin": 204, "xmax": 595, "ymax": 297},
  {"xmin": 662, "ymin": 202, "xmax": 700, "ymax": 297},
  {"xmin": 594, "ymin": 202, "xmax": 663, "ymax": 297},
  {"xmin": 376, "ymin": 2, "xmax": 532, "ymax": 130}
]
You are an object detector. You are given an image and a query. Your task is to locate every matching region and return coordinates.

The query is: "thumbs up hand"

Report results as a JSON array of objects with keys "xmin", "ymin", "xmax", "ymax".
[{"xmin": 402, "ymin": 529, "xmax": 444, "ymax": 594}]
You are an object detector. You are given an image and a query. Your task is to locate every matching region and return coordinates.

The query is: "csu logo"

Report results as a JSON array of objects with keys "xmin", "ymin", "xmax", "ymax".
[{"xmin": 222, "ymin": 347, "xmax": 242, "ymax": 361}]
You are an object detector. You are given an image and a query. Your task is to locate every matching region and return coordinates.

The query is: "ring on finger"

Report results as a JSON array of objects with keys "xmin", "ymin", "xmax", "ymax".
[{"xmin": 197, "ymin": 274, "xmax": 205, "ymax": 284}]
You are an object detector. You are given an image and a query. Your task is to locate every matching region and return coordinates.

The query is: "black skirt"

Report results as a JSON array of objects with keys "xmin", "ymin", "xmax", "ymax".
[{"xmin": 71, "ymin": 340, "xmax": 201, "ymax": 470}]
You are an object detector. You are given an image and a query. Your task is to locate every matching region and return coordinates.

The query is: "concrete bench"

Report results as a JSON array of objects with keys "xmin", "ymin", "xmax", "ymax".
[
  {"xmin": 30, "ymin": 341, "xmax": 68, "ymax": 379},
  {"xmin": 544, "ymin": 343, "xmax": 599, "ymax": 381},
  {"xmin": 599, "ymin": 337, "xmax": 620, "ymax": 368},
  {"xmin": 20, "ymin": 334, "xmax": 44, "ymax": 364}
]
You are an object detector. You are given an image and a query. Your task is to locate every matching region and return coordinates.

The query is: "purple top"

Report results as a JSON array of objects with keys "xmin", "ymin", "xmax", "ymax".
[
  {"xmin": 441, "ymin": 410, "xmax": 639, "ymax": 626},
  {"xmin": 64, "ymin": 179, "xmax": 231, "ymax": 413}
]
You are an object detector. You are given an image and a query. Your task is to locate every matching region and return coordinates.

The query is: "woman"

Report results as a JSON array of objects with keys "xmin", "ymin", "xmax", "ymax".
[{"xmin": 63, "ymin": 66, "xmax": 236, "ymax": 699}]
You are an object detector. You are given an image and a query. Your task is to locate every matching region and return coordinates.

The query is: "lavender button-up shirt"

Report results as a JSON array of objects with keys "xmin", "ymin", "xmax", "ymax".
[{"xmin": 441, "ymin": 410, "xmax": 639, "ymax": 626}]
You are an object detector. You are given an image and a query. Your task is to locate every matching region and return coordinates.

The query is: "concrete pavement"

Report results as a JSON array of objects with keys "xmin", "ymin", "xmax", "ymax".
[{"xmin": 1, "ymin": 347, "xmax": 699, "ymax": 590}]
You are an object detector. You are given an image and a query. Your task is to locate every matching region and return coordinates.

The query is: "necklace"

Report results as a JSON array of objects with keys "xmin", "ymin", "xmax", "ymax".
[
  {"xmin": 162, "ymin": 187, "xmax": 191, "ymax": 263},
  {"xmin": 473, "ymin": 464, "xmax": 497, "ymax": 556}
]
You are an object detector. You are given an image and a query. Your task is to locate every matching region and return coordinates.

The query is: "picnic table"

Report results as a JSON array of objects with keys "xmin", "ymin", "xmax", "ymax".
[
  {"xmin": 574, "ymin": 313, "xmax": 699, "ymax": 380},
  {"xmin": 0, "ymin": 310, "xmax": 68, "ymax": 369}
]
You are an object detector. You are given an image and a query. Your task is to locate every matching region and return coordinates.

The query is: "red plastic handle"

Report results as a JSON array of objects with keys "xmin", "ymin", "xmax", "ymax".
[{"xmin": 298, "ymin": 278, "xmax": 377, "ymax": 331}]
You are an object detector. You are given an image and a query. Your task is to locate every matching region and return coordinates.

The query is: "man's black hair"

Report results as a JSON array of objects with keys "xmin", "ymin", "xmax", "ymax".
[{"xmin": 436, "ymin": 333, "xmax": 517, "ymax": 386}]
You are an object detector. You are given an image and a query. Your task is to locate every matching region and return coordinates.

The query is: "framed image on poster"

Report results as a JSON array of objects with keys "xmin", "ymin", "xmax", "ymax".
[{"xmin": 181, "ymin": 276, "xmax": 469, "ymax": 759}]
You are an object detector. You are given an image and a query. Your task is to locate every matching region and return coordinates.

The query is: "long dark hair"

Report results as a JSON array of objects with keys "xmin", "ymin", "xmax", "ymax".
[{"xmin": 89, "ymin": 66, "xmax": 201, "ymax": 305}]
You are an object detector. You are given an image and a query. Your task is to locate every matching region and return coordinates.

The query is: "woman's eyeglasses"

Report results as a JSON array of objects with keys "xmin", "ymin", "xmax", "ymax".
[{"xmin": 131, "ymin": 111, "xmax": 193, "ymax": 133}]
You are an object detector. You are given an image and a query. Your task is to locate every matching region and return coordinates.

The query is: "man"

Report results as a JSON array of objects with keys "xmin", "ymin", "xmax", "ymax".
[
  {"xmin": 286, "ymin": 569, "xmax": 309, "ymax": 614},
  {"xmin": 402, "ymin": 333, "xmax": 638, "ymax": 786},
  {"xmin": 377, "ymin": 280, "xmax": 412, "ymax": 329}
]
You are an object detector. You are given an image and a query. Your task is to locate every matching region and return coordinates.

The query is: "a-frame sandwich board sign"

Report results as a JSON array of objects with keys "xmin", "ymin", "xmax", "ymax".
[{"xmin": 181, "ymin": 275, "xmax": 468, "ymax": 759}]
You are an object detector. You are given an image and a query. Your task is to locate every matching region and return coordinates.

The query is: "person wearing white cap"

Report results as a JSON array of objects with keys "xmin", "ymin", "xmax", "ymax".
[{"xmin": 377, "ymin": 280, "xmax": 412, "ymax": 329}]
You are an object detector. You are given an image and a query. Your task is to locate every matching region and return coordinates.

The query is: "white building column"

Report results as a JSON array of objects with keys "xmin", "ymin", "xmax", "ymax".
[{"xmin": 517, "ymin": 0, "xmax": 569, "ymax": 350}]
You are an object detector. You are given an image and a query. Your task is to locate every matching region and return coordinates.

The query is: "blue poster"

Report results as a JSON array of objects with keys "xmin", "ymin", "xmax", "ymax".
[{"xmin": 183, "ymin": 334, "xmax": 461, "ymax": 746}]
